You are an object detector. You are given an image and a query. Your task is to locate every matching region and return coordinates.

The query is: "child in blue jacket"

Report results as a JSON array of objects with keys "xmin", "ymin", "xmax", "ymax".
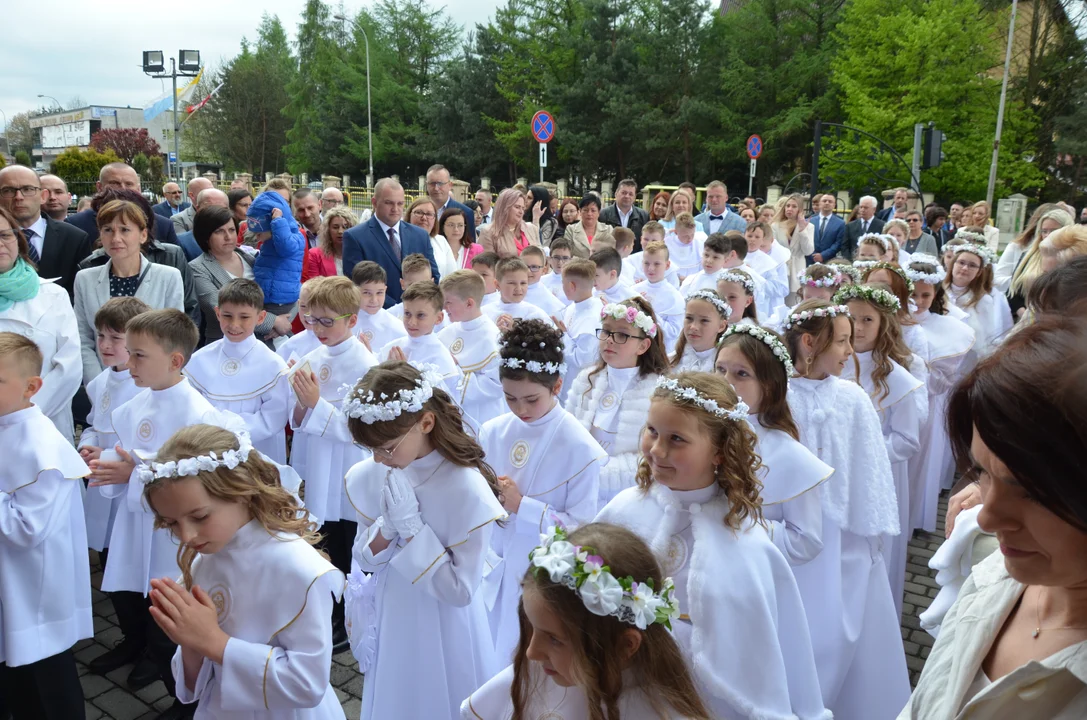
[{"xmin": 248, "ymin": 190, "xmax": 306, "ymax": 321}]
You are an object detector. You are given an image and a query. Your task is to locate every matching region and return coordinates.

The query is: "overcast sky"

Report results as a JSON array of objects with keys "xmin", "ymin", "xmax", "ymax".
[{"xmin": 1, "ymin": 0, "xmax": 498, "ymax": 128}]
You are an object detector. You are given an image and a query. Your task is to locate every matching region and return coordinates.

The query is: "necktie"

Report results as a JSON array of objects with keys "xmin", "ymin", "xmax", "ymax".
[
  {"xmin": 25, "ymin": 229, "xmax": 41, "ymax": 264},
  {"xmin": 387, "ymin": 227, "xmax": 402, "ymax": 263},
  {"xmin": 862, "ymin": 220, "xmax": 869, "ymax": 235},
  {"xmin": 709, "ymin": 215, "xmax": 723, "ymax": 221}
]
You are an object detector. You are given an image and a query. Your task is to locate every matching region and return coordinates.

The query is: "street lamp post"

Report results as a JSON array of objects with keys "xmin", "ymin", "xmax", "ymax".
[
  {"xmin": 333, "ymin": 14, "xmax": 374, "ymax": 190},
  {"xmin": 142, "ymin": 50, "xmax": 201, "ymax": 182}
]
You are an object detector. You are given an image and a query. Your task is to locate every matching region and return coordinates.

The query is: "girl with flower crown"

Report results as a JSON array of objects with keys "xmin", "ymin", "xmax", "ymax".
[
  {"xmin": 715, "ymin": 269, "xmax": 758, "ymax": 326},
  {"xmin": 463, "ymin": 522, "xmax": 712, "ymax": 720},
  {"xmin": 143, "ymin": 423, "xmax": 345, "ymax": 719},
  {"xmin": 943, "ymin": 241, "xmax": 1005, "ymax": 355},
  {"xmin": 670, "ymin": 290, "xmax": 730, "ymax": 373},
  {"xmin": 782, "ymin": 299, "xmax": 910, "ymax": 719},
  {"xmin": 596, "ymin": 372, "xmax": 829, "ymax": 719},
  {"xmin": 567, "ymin": 297, "xmax": 670, "ymax": 506},
  {"xmin": 478, "ymin": 320, "xmax": 607, "ymax": 665},
  {"xmin": 798, "ymin": 263, "xmax": 843, "ymax": 302},
  {"xmin": 833, "ymin": 284, "xmax": 925, "ymax": 618},
  {"xmin": 715, "ymin": 325, "xmax": 832, "ymax": 567},
  {"xmin": 341, "ymin": 361, "xmax": 506, "ymax": 720}
]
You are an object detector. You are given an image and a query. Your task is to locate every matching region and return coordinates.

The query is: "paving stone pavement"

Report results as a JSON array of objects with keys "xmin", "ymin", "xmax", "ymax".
[{"xmin": 76, "ymin": 493, "xmax": 950, "ymax": 718}]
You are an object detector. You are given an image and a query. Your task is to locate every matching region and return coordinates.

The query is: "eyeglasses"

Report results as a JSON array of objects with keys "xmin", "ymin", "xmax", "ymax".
[
  {"xmin": 0, "ymin": 230, "xmax": 17, "ymax": 243},
  {"xmin": 0, "ymin": 185, "xmax": 41, "ymax": 198},
  {"xmin": 426, "ymin": 181, "xmax": 449, "ymax": 188},
  {"xmin": 302, "ymin": 312, "xmax": 352, "ymax": 327},
  {"xmin": 525, "ymin": 264, "xmax": 544, "ymax": 272},
  {"xmin": 596, "ymin": 329, "xmax": 646, "ymax": 344},
  {"xmin": 549, "ymin": 256, "xmax": 571, "ymax": 265},
  {"xmin": 371, "ymin": 422, "xmax": 419, "ymax": 460},
  {"xmin": 954, "ymin": 259, "xmax": 981, "ymax": 271},
  {"xmin": 906, "ymin": 218, "xmax": 921, "ymax": 223},
  {"xmin": 411, "ymin": 210, "xmax": 435, "ymax": 219}
]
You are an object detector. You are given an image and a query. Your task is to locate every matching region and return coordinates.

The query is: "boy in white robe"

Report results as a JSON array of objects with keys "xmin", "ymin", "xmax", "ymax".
[
  {"xmin": 438, "ymin": 270, "xmax": 505, "ymax": 429},
  {"xmin": 350, "ymin": 261, "xmax": 407, "ymax": 352},
  {"xmin": 482, "ymin": 257, "xmax": 555, "ymax": 327},
  {"xmin": 558, "ymin": 259, "xmax": 602, "ymax": 405},
  {"xmin": 0, "ymin": 333, "xmax": 91, "ymax": 720},
  {"xmin": 746, "ymin": 221, "xmax": 789, "ymax": 311},
  {"xmin": 79, "ymin": 297, "xmax": 150, "ymax": 554},
  {"xmin": 277, "ymin": 278, "xmax": 321, "ymax": 364},
  {"xmin": 378, "ymin": 282, "xmax": 459, "ymax": 393},
  {"xmin": 541, "ymin": 238, "xmax": 574, "ymax": 307},
  {"xmin": 631, "ymin": 222, "xmax": 681, "ymax": 287},
  {"xmin": 290, "ymin": 276, "xmax": 378, "ymax": 654},
  {"xmin": 591, "ymin": 247, "xmax": 637, "ymax": 304},
  {"xmin": 471, "ymin": 252, "xmax": 502, "ymax": 308},
  {"xmin": 636, "ymin": 241, "xmax": 685, "ymax": 354},
  {"xmin": 612, "ymin": 227, "xmax": 638, "ymax": 284},
  {"xmin": 664, "ymin": 213, "xmax": 705, "ymax": 281},
  {"xmin": 386, "ymin": 253, "xmax": 449, "ymax": 332},
  {"xmin": 680, "ymin": 231, "xmax": 731, "ymax": 292},
  {"xmin": 521, "ymin": 245, "xmax": 566, "ymax": 319},
  {"xmin": 84, "ymin": 309, "xmax": 226, "ymax": 707},
  {"xmin": 185, "ymin": 279, "xmax": 291, "ymax": 463}
]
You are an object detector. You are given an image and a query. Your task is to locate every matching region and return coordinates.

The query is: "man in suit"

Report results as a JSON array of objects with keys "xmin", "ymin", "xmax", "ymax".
[
  {"xmin": 39, "ymin": 174, "xmax": 72, "ymax": 221},
  {"xmin": 153, "ymin": 182, "xmax": 189, "ymax": 218},
  {"xmin": 843, "ymin": 195, "xmax": 885, "ymax": 262},
  {"xmin": 67, "ymin": 163, "xmax": 181, "ymax": 248},
  {"xmin": 343, "ymin": 178, "xmax": 440, "ymax": 308},
  {"xmin": 425, "ymin": 164, "xmax": 476, "ymax": 242},
  {"xmin": 877, "ymin": 187, "xmax": 910, "ymax": 222},
  {"xmin": 176, "ymin": 188, "xmax": 229, "ymax": 261},
  {"xmin": 694, "ymin": 180, "xmax": 748, "ymax": 237},
  {"xmin": 808, "ymin": 193, "xmax": 846, "ymax": 264},
  {"xmin": 475, "ymin": 188, "xmax": 494, "ymax": 225},
  {"xmin": 600, "ymin": 178, "xmax": 650, "ymax": 250},
  {"xmin": 0, "ymin": 164, "xmax": 91, "ymax": 298},
  {"xmin": 172, "ymin": 177, "xmax": 213, "ymax": 234}
]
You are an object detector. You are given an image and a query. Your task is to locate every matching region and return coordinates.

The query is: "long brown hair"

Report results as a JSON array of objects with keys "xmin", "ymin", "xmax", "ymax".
[
  {"xmin": 346, "ymin": 361, "xmax": 502, "ymax": 505},
  {"xmin": 716, "ymin": 331, "xmax": 800, "ymax": 440},
  {"xmin": 146, "ymin": 424, "xmax": 320, "ymax": 589},
  {"xmin": 635, "ymin": 372, "xmax": 764, "ymax": 531},
  {"xmin": 844, "ymin": 289, "xmax": 908, "ymax": 405},
  {"xmin": 0, "ymin": 205, "xmax": 36, "ymax": 270},
  {"xmin": 585, "ymin": 296, "xmax": 670, "ymax": 390},
  {"xmin": 784, "ymin": 299, "xmax": 858, "ymax": 380},
  {"xmin": 907, "ymin": 257, "xmax": 950, "ymax": 315},
  {"xmin": 716, "ymin": 269, "xmax": 759, "ymax": 322},
  {"xmin": 649, "ymin": 191, "xmax": 671, "ymax": 222},
  {"xmin": 863, "ymin": 262, "xmax": 917, "ymax": 327},
  {"xmin": 670, "ymin": 293, "xmax": 728, "ymax": 368},
  {"xmin": 510, "ymin": 523, "xmax": 711, "ymax": 720},
  {"xmin": 944, "ymin": 243, "xmax": 992, "ymax": 310}
]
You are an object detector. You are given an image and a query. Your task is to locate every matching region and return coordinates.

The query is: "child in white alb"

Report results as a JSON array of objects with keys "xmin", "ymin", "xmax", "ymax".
[
  {"xmin": 378, "ymin": 282, "xmax": 459, "ymax": 393},
  {"xmin": 386, "ymin": 253, "xmax": 448, "ymax": 332},
  {"xmin": 664, "ymin": 212, "xmax": 704, "ymax": 281},
  {"xmin": 558, "ymin": 258, "xmax": 602, "ymax": 405},
  {"xmin": 276, "ymin": 278, "xmax": 321, "ymax": 364},
  {"xmin": 438, "ymin": 270, "xmax": 505, "ymax": 429},
  {"xmin": 483, "ymin": 257, "xmax": 555, "ymax": 328},
  {"xmin": 679, "ymin": 231, "xmax": 731, "ymax": 292},
  {"xmin": 591, "ymin": 247, "xmax": 637, "ymax": 304},
  {"xmin": 636, "ymin": 240, "xmax": 685, "ymax": 353},
  {"xmin": 539, "ymin": 239, "xmax": 573, "ymax": 307},
  {"xmin": 471, "ymin": 252, "xmax": 502, "ymax": 308},
  {"xmin": 670, "ymin": 290, "xmax": 729, "ymax": 372},
  {"xmin": 631, "ymin": 222, "xmax": 680, "ymax": 287},
  {"xmin": 350, "ymin": 262, "xmax": 407, "ymax": 353},
  {"xmin": 521, "ymin": 245, "xmax": 566, "ymax": 319}
]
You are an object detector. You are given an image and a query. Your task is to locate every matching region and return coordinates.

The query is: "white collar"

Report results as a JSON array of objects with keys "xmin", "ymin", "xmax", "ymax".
[
  {"xmin": 150, "ymin": 377, "xmax": 192, "ymax": 399},
  {"xmin": 572, "ymin": 296, "xmax": 598, "ymax": 311},
  {"xmin": 670, "ymin": 482, "xmax": 720, "ymax": 507},
  {"xmin": 376, "ymin": 217, "xmax": 399, "ymax": 237},
  {"xmin": 26, "ymin": 215, "xmax": 48, "ymax": 240},
  {"xmin": 324, "ymin": 336, "xmax": 359, "ymax": 356},
  {"xmin": 220, "ymin": 333, "xmax": 258, "ymax": 357},
  {"xmin": 0, "ymin": 404, "xmax": 38, "ymax": 427},
  {"xmin": 458, "ymin": 314, "xmax": 489, "ymax": 331},
  {"xmin": 524, "ymin": 399, "xmax": 561, "ymax": 427}
]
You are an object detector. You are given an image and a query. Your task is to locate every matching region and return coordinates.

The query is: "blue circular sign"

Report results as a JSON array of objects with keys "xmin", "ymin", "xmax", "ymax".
[
  {"xmin": 532, "ymin": 111, "xmax": 556, "ymax": 143},
  {"xmin": 747, "ymin": 135, "xmax": 763, "ymax": 159}
]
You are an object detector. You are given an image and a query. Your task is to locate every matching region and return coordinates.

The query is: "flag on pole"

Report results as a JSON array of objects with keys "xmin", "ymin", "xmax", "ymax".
[
  {"xmin": 143, "ymin": 68, "xmax": 204, "ymax": 122},
  {"xmin": 186, "ymin": 81, "xmax": 224, "ymax": 115}
]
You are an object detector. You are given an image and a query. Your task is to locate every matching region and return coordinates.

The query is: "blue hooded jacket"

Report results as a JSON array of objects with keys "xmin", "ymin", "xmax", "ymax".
[{"xmin": 248, "ymin": 191, "xmax": 305, "ymax": 305}]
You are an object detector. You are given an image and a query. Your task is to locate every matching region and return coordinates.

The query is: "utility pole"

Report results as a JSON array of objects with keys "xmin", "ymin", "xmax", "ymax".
[{"xmin": 987, "ymin": 0, "xmax": 1018, "ymax": 209}]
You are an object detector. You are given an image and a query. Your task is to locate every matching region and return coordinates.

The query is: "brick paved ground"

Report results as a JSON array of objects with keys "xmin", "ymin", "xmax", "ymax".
[{"xmin": 75, "ymin": 493, "xmax": 950, "ymax": 718}]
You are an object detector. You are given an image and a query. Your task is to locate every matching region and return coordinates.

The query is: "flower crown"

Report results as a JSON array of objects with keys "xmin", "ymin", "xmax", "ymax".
[
  {"xmin": 530, "ymin": 521, "xmax": 679, "ymax": 630},
  {"xmin": 715, "ymin": 269, "xmax": 755, "ymax": 294},
  {"xmin": 797, "ymin": 269, "xmax": 843, "ymax": 288},
  {"xmin": 952, "ymin": 242, "xmax": 995, "ymax": 267},
  {"xmin": 834, "ymin": 264, "xmax": 863, "ymax": 283},
  {"xmin": 685, "ymin": 289, "xmax": 731, "ymax": 318},
  {"xmin": 601, "ymin": 303, "xmax": 657, "ymax": 338},
  {"xmin": 904, "ymin": 254, "xmax": 947, "ymax": 285},
  {"xmin": 342, "ymin": 361, "xmax": 443, "ymax": 424},
  {"xmin": 137, "ymin": 426, "xmax": 253, "ymax": 485},
  {"xmin": 851, "ymin": 259, "xmax": 878, "ymax": 274},
  {"xmin": 863, "ymin": 262, "xmax": 915, "ymax": 293},
  {"xmin": 721, "ymin": 324, "xmax": 794, "ymax": 376},
  {"xmin": 833, "ymin": 283, "xmax": 902, "ymax": 313},
  {"xmin": 857, "ymin": 232, "xmax": 892, "ymax": 251},
  {"xmin": 954, "ymin": 230, "xmax": 988, "ymax": 247},
  {"xmin": 783, "ymin": 303, "xmax": 851, "ymax": 331},
  {"xmin": 501, "ymin": 357, "xmax": 568, "ymax": 375},
  {"xmin": 655, "ymin": 376, "xmax": 750, "ymax": 422}
]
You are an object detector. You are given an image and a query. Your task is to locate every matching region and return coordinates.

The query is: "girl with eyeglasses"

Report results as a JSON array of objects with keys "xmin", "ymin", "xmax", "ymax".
[
  {"xmin": 944, "ymin": 240, "xmax": 1004, "ymax": 356},
  {"xmin": 567, "ymin": 297, "xmax": 670, "ymax": 506}
]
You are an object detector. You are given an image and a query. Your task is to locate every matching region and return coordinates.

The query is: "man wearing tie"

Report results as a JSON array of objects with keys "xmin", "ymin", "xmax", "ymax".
[
  {"xmin": 695, "ymin": 181, "xmax": 747, "ymax": 236},
  {"xmin": 600, "ymin": 178, "xmax": 650, "ymax": 250},
  {"xmin": 808, "ymin": 193, "xmax": 846, "ymax": 264},
  {"xmin": 475, "ymin": 188, "xmax": 494, "ymax": 225},
  {"xmin": 342, "ymin": 178, "xmax": 440, "ymax": 307},
  {"xmin": 425, "ymin": 164, "xmax": 477, "ymax": 241},
  {"xmin": 843, "ymin": 195, "xmax": 885, "ymax": 262}
]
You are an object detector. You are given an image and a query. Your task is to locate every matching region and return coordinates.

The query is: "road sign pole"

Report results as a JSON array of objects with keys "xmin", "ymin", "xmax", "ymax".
[
  {"xmin": 539, "ymin": 142, "xmax": 547, "ymax": 182},
  {"xmin": 530, "ymin": 110, "xmax": 556, "ymax": 185},
  {"xmin": 749, "ymin": 159, "xmax": 756, "ymax": 197}
]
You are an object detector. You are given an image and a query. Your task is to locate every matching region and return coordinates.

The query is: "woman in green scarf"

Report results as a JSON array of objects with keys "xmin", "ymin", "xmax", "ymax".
[{"xmin": 0, "ymin": 205, "xmax": 81, "ymax": 442}]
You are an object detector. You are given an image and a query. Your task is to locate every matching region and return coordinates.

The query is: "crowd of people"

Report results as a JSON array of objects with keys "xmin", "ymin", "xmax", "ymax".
[{"xmin": 0, "ymin": 160, "xmax": 1085, "ymax": 720}]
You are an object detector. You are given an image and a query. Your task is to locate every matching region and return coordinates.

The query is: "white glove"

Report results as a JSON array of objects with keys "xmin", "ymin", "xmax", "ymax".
[
  {"xmin": 377, "ymin": 482, "xmax": 398, "ymax": 540},
  {"xmin": 383, "ymin": 470, "xmax": 424, "ymax": 538}
]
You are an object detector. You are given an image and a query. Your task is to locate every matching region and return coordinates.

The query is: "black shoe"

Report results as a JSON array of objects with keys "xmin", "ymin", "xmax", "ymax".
[
  {"xmin": 155, "ymin": 700, "xmax": 196, "ymax": 720},
  {"xmin": 88, "ymin": 637, "xmax": 143, "ymax": 674},
  {"xmin": 332, "ymin": 619, "xmax": 350, "ymax": 655},
  {"xmin": 127, "ymin": 653, "xmax": 160, "ymax": 690}
]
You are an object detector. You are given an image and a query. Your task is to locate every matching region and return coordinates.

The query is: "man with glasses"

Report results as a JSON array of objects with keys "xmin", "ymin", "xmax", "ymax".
[
  {"xmin": 903, "ymin": 210, "xmax": 939, "ymax": 255},
  {"xmin": 152, "ymin": 182, "xmax": 188, "ymax": 219},
  {"xmin": 425, "ymin": 164, "xmax": 476, "ymax": 242},
  {"xmin": 0, "ymin": 164, "xmax": 90, "ymax": 298},
  {"xmin": 39, "ymin": 175, "xmax": 72, "ymax": 221}
]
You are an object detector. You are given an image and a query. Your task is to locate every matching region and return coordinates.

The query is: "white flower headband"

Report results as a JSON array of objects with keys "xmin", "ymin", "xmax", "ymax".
[
  {"xmin": 954, "ymin": 229, "xmax": 988, "ymax": 247},
  {"xmin": 851, "ymin": 259, "xmax": 878, "ymax": 274},
  {"xmin": 715, "ymin": 269, "xmax": 755, "ymax": 295},
  {"xmin": 783, "ymin": 303, "xmax": 851, "ymax": 331},
  {"xmin": 834, "ymin": 264, "xmax": 863, "ymax": 283},
  {"xmin": 857, "ymin": 232, "xmax": 892, "ymax": 251},
  {"xmin": 530, "ymin": 521, "xmax": 679, "ymax": 631},
  {"xmin": 342, "ymin": 361, "xmax": 443, "ymax": 424},
  {"xmin": 863, "ymin": 262, "xmax": 915, "ymax": 293},
  {"xmin": 601, "ymin": 303, "xmax": 657, "ymax": 338},
  {"xmin": 655, "ymin": 376, "xmax": 750, "ymax": 422},
  {"xmin": 721, "ymin": 324, "xmax": 795, "ymax": 376},
  {"xmin": 905, "ymin": 254, "xmax": 947, "ymax": 285},
  {"xmin": 501, "ymin": 357, "xmax": 568, "ymax": 375},
  {"xmin": 685, "ymin": 289, "xmax": 731, "ymax": 318},
  {"xmin": 952, "ymin": 242, "xmax": 995, "ymax": 267},
  {"xmin": 797, "ymin": 269, "xmax": 843, "ymax": 288},
  {"xmin": 833, "ymin": 283, "xmax": 902, "ymax": 313},
  {"xmin": 137, "ymin": 427, "xmax": 253, "ymax": 485}
]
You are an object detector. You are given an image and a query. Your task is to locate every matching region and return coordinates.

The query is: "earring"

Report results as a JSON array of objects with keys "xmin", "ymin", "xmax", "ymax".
[{"xmin": 713, "ymin": 463, "xmax": 721, "ymax": 482}]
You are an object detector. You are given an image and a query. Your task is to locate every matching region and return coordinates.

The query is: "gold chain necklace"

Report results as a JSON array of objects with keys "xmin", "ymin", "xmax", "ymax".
[{"xmin": 1032, "ymin": 587, "xmax": 1087, "ymax": 639}]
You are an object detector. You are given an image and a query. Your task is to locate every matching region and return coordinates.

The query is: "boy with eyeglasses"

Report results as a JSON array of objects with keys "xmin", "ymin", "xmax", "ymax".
[
  {"xmin": 521, "ymin": 245, "xmax": 566, "ymax": 317},
  {"xmin": 541, "ymin": 238, "xmax": 573, "ymax": 306}
]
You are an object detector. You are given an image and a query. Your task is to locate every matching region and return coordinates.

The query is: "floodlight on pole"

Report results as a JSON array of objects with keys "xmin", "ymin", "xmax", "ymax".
[{"xmin": 143, "ymin": 49, "xmax": 201, "ymax": 182}]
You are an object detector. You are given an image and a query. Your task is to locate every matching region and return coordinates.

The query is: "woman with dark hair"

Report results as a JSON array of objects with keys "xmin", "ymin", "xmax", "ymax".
[
  {"xmin": 902, "ymin": 315, "xmax": 1087, "ymax": 719},
  {"xmin": 438, "ymin": 208, "xmax": 482, "ymax": 269},
  {"xmin": 524, "ymin": 185, "xmax": 559, "ymax": 248},
  {"xmin": 189, "ymin": 206, "xmax": 282, "ymax": 344},
  {"xmin": 227, "ymin": 188, "xmax": 252, "ymax": 244},
  {"xmin": 562, "ymin": 194, "xmax": 613, "ymax": 258},
  {"xmin": 649, "ymin": 191, "xmax": 671, "ymax": 221},
  {"xmin": 555, "ymin": 198, "xmax": 580, "ymax": 239}
]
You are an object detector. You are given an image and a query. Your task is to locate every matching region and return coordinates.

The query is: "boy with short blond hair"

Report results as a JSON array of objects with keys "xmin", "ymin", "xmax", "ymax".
[
  {"xmin": 388, "ymin": 254, "xmax": 447, "ymax": 330},
  {"xmin": 541, "ymin": 238, "xmax": 573, "ymax": 305},
  {"xmin": 482, "ymin": 257, "xmax": 555, "ymax": 330},
  {"xmin": 379, "ymin": 281, "xmax": 459, "ymax": 386},
  {"xmin": 276, "ymin": 277, "xmax": 323, "ymax": 364},
  {"xmin": 666, "ymin": 211, "xmax": 704, "ymax": 280},
  {"xmin": 0, "ymin": 332, "xmax": 91, "ymax": 719},
  {"xmin": 185, "ymin": 278, "xmax": 291, "ymax": 463},
  {"xmin": 637, "ymin": 240, "xmax": 684, "ymax": 353},
  {"xmin": 520, "ymin": 245, "xmax": 565, "ymax": 316},
  {"xmin": 630, "ymin": 220, "xmax": 679, "ymax": 287},
  {"xmin": 470, "ymin": 251, "xmax": 501, "ymax": 306},
  {"xmin": 558, "ymin": 258, "xmax": 601, "ymax": 402},
  {"xmin": 350, "ymin": 261, "xmax": 407, "ymax": 352},
  {"xmin": 438, "ymin": 270, "xmax": 504, "ymax": 428},
  {"xmin": 590, "ymin": 247, "xmax": 636, "ymax": 304}
]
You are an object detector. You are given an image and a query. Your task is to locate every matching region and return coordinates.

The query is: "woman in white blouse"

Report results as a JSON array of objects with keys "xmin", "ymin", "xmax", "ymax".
[
  {"xmin": 900, "ymin": 315, "xmax": 1087, "ymax": 720},
  {"xmin": 771, "ymin": 193, "xmax": 814, "ymax": 299}
]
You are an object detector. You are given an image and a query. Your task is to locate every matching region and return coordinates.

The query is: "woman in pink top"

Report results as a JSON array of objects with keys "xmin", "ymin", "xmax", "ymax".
[
  {"xmin": 438, "ymin": 208, "xmax": 482, "ymax": 269},
  {"xmin": 478, "ymin": 187, "xmax": 540, "ymax": 258}
]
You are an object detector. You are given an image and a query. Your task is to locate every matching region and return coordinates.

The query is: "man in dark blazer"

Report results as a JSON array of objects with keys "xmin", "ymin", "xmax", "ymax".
[
  {"xmin": 152, "ymin": 182, "xmax": 189, "ymax": 218},
  {"xmin": 807, "ymin": 193, "xmax": 847, "ymax": 264},
  {"xmin": 343, "ymin": 178, "xmax": 440, "ymax": 308},
  {"xmin": 425, "ymin": 164, "xmax": 476, "ymax": 242},
  {"xmin": 876, "ymin": 187, "xmax": 910, "ymax": 222},
  {"xmin": 843, "ymin": 195, "xmax": 885, "ymax": 262},
  {"xmin": 0, "ymin": 164, "xmax": 92, "ymax": 298},
  {"xmin": 600, "ymin": 178, "xmax": 650, "ymax": 250}
]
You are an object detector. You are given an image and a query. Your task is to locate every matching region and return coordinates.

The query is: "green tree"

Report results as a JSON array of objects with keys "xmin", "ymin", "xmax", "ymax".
[
  {"xmin": 130, "ymin": 152, "xmax": 150, "ymax": 178},
  {"xmin": 52, "ymin": 147, "xmax": 122, "ymax": 181},
  {"xmin": 283, "ymin": 0, "xmax": 341, "ymax": 175},
  {"xmin": 14, "ymin": 150, "xmax": 31, "ymax": 167},
  {"xmin": 5, "ymin": 113, "xmax": 34, "ymax": 154}
]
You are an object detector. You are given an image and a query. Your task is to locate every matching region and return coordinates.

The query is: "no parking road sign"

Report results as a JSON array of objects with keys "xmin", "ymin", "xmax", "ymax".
[
  {"xmin": 531, "ymin": 111, "xmax": 556, "ymax": 143},
  {"xmin": 747, "ymin": 135, "xmax": 763, "ymax": 159}
]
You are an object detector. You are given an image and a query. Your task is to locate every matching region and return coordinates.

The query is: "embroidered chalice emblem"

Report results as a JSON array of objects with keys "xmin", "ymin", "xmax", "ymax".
[
  {"xmin": 600, "ymin": 392, "xmax": 617, "ymax": 410},
  {"xmin": 318, "ymin": 365, "xmax": 332, "ymax": 384},
  {"xmin": 137, "ymin": 419, "xmax": 155, "ymax": 442},
  {"xmin": 510, "ymin": 440, "xmax": 530, "ymax": 468},
  {"xmin": 208, "ymin": 584, "xmax": 231, "ymax": 622},
  {"xmin": 221, "ymin": 358, "xmax": 240, "ymax": 376},
  {"xmin": 449, "ymin": 338, "xmax": 464, "ymax": 354}
]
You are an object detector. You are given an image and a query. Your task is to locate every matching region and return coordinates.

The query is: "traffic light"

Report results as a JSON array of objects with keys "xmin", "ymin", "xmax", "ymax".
[{"xmin": 922, "ymin": 127, "xmax": 945, "ymax": 169}]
